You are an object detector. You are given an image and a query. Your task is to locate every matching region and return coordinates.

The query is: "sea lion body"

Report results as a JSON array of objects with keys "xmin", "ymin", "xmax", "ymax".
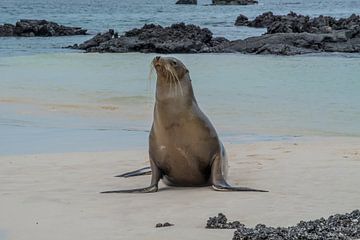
[
  {"xmin": 102, "ymin": 56, "xmax": 265, "ymax": 193},
  {"xmin": 150, "ymin": 98, "xmax": 224, "ymax": 187}
]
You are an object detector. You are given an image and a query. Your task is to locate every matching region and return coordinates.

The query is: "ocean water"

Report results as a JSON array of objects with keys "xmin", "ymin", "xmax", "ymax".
[{"xmin": 0, "ymin": 0, "xmax": 360, "ymax": 155}]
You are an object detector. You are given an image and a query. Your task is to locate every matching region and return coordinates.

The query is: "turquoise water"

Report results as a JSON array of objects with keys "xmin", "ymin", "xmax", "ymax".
[{"xmin": 0, "ymin": 53, "xmax": 359, "ymax": 154}]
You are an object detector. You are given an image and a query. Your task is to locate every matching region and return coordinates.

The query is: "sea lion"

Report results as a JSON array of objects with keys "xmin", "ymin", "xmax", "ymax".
[{"xmin": 101, "ymin": 56, "xmax": 266, "ymax": 193}]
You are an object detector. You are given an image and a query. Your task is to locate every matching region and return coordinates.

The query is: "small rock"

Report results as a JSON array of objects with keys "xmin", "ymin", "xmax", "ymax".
[
  {"xmin": 155, "ymin": 222, "xmax": 174, "ymax": 228},
  {"xmin": 234, "ymin": 14, "xmax": 249, "ymax": 26},
  {"xmin": 212, "ymin": 0, "xmax": 258, "ymax": 5},
  {"xmin": 176, "ymin": 0, "xmax": 197, "ymax": 4},
  {"xmin": 206, "ymin": 213, "xmax": 244, "ymax": 229}
]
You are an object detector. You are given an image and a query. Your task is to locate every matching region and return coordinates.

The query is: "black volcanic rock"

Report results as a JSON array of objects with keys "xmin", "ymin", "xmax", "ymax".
[
  {"xmin": 235, "ymin": 11, "xmax": 283, "ymax": 28},
  {"xmin": 206, "ymin": 213, "xmax": 244, "ymax": 229},
  {"xmin": 235, "ymin": 14, "xmax": 249, "ymax": 26},
  {"xmin": 176, "ymin": 0, "xmax": 197, "ymax": 4},
  {"xmin": 226, "ymin": 29, "xmax": 360, "ymax": 55},
  {"xmin": 71, "ymin": 13, "xmax": 360, "ymax": 55},
  {"xmin": 230, "ymin": 12, "xmax": 360, "ymax": 55},
  {"xmin": 235, "ymin": 11, "xmax": 360, "ymax": 34},
  {"xmin": 0, "ymin": 19, "xmax": 87, "ymax": 37},
  {"xmin": 70, "ymin": 23, "xmax": 230, "ymax": 53},
  {"xmin": 212, "ymin": 0, "xmax": 258, "ymax": 5},
  {"xmin": 155, "ymin": 222, "xmax": 174, "ymax": 228},
  {"xmin": 231, "ymin": 210, "xmax": 360, "ymax": 240}
]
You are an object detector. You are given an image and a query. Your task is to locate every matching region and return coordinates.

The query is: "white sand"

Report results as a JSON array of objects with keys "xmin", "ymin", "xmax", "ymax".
[{"xmin": 0, "ymin": 136, "xmax": 359, "ymax": 240}]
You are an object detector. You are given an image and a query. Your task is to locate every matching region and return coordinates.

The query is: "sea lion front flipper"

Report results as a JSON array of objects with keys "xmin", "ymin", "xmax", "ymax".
[
  {"xmin": 101, "ymin": 158, "xmax": 161, "ymax": 194},
  {"xmin": 115, "ymin": 167, "xmax": 152, "ymax": 178},
  {"xmin": 210, "ymin": 153, "xmax": 268, "ymax": 192}
]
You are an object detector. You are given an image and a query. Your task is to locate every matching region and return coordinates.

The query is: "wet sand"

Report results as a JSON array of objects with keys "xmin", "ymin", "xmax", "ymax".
[{"xmin": 0, "ymin": 136, "xmax": 359, "ymax": 240}]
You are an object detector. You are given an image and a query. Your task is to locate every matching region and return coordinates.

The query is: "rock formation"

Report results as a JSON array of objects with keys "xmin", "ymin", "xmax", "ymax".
[
  {"xmin": 176, "ymin": 0, "xmax": 197, "ymax": 4},
  {"xmin": 0, "ymin": 19, "xmax": 87, "ymax": 37},
  {"xmin": 230, "ymin": 12, "xmax": 360, "ymax": 55},
  {"xmin": 69, "ymin": 23, "xmax": 229, "ymax": 53},
  {"xmin": 70, "ymin": 13, "xmax": 360, "ymax": 55}
]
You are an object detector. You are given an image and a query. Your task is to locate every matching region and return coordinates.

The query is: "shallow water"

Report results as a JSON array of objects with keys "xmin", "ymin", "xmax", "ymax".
[
  {"xmin": 0, "ymin": 53, "xmax": 359, "ymax": 155},
  {"xmin": 1, "ymin": 0, "xmax": 360, "ymax": 56}
]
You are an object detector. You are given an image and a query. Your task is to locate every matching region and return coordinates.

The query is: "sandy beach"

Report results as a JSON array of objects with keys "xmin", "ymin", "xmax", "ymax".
[
  {"xmin": 1, "ymin": 0, "xmax": 360, "ymax": 239},
  {"xmin": 0, "ymin": 136, "xmax": 359, "ymax": 240}
]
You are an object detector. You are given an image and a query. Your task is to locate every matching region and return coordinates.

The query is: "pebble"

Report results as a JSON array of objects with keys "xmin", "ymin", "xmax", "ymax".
[{"xmin": 155, "ymin": 222, "xmax": 174, "ymax": 228}]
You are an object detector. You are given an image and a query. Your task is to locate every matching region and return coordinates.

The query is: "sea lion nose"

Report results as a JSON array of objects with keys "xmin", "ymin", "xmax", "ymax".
[{"xmin": 155, "ymin": 56, "xmax": 161, "ymax": 61}]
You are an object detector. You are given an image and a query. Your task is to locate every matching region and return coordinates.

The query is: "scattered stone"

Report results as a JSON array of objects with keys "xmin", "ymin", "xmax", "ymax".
[
  {"xmin": 206, "ymin": 213, "xmax": 244, "ymax": 229},
  {"xmin": 204, "ymin": 210, "xmax": 360, "ymax": 240},
  {"xmin": 155, "ymin": 222, "xmax": 174, "ymax": 228},
  {"xmin": 69, "ymin": 23, "xmax": 230, "ymax": 53},
  {"xmin": 0, "ymin": 19, "xmax": 87, "ymax": 37},
  {"xmin": 176, "ymin": 0, "xmax": 197, "ymax": 4},
  {"xmin": 212, "ymin": 0, "xmax": 258, "ymax": 5},
  {"xmin": 235, "ymin": 14, "xmax": 249, "ymax": 26}
]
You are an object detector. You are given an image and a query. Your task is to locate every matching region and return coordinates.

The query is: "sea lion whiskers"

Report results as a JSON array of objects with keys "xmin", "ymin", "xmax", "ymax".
[
  {"xmin": 164, "ymin": 63, "xmax": 180, "ymax": 96},
  {"xmin": 162, "ymin": 66, "xmax": 174, "ymax": 96},
  {"xmin": 164, "ymin": 63, "xmax": 184, "ymax": 96}
]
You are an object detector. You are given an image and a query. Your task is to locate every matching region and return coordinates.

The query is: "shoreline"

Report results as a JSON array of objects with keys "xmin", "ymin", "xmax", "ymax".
[{"xmin": 0, "ymin": 136, "xmax": 359, "ymax": 239}]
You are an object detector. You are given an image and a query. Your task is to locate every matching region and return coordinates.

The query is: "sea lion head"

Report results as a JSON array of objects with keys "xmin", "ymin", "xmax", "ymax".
[
  {"xmin": 152, "ymin": 56, "xmax": 189, "ymax": 83},
  {"xmin": 152, "ymin": 56, "xmax": 193, "ymax": 100}
]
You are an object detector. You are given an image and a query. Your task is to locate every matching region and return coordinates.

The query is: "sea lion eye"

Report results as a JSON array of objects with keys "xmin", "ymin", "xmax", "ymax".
[{"xmin": 172, "ymin": 60, "xmax": 177, "ymax": 66}]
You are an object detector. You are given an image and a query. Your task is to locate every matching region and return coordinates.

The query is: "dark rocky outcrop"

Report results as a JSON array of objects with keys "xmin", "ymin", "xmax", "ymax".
[
  {"xmin": 69, "ymin": 23, "xmax": 230, "ymax": 53},
  {"xmin": 231, "ymin": 210, "xmax": 360, "ymax": 240},
  {"xmin": 226, "ymin": 29, "xmax": 360, "ymax": 55},
  {"xmin": 0, "ymin": 19, "xmax": 87, "ymax": 37},
  {"xmin": 176, "ymin": 0, "xmax": 197, "ymax": 4},
  {"xmin": 266, "ymin": 12, "xmax": 360, "ymax": 34},
  {"xmin": 212, "ymin": 0, "xmax": 258, "ymax": 5},
  {"xmin": 235, "ymin": 11, "xmax": 360, "ymax": 34},
  {"xmin": 70, "ymin": 13, "xmax": 360, "ymax": 55},
  {"xmin": 230, "ymin": 12, "xmax": 360, "ymax": 55}
]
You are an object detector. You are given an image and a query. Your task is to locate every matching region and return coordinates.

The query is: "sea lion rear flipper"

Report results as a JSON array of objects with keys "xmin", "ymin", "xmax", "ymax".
[
  {"xmin": 101, "ymin": 184, "xmax": 158, "ymax": 193},
  {"xmin": 101, "ymin": 158, "xmax": 161, "ymax": 194},
  {"xmin": 115, "ymin": 167, "xmax": 152, "ymax": 178},
  {"xmin": 210, "ymin": 154, "xmax": 268, "ymax": 192}
]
